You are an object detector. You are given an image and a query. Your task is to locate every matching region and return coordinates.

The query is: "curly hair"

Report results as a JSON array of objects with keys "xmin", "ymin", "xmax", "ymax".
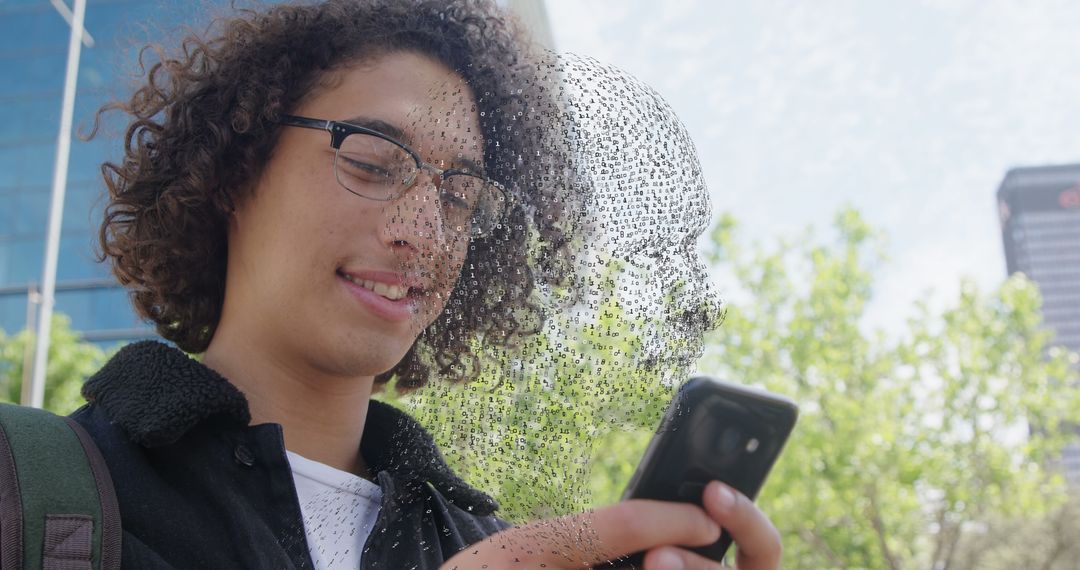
[{"xmin": 96, "ymin": 0, "xmax": 580, "ymax": 389}]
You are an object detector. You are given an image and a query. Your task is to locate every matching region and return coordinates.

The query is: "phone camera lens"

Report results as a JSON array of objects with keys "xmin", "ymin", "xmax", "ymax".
[{"xmin": 720, "ymin": 428, "xmax": 739, "ymax": 453}]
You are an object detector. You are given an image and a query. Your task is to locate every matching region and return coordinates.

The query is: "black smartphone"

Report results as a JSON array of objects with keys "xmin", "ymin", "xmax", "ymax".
[{"xmin": 619, "ymin": 375, "xmax": 798, "ymax": 564}]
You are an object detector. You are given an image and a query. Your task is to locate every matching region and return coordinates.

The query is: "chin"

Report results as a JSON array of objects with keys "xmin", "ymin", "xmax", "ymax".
[
  {"xmin": 300, "ymin": 332, "xmax": 413, "ymax": 380},
  {"xmin": 350, "ymin": 351, "xmax": 411, "ymax": 379}
]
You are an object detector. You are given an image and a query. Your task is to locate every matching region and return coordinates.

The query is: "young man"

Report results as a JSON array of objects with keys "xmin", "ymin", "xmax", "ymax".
[{"xmin": 76, "ymin": 0, "xmax": 782, "ymax": 567}]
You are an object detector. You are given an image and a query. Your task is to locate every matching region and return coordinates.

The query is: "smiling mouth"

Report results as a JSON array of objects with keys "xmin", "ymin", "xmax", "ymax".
[{"xmin": 337, "ymin": 271, "xmax": 413, "ymax": 301}]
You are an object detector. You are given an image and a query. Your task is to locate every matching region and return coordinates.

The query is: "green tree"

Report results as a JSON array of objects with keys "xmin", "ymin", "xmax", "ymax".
[
  {"xmin": 0, "ymin": 313, "xmax": 108, "ymax": 415},
  {"xmin": 700, "ymin": 209, "xmax": 1080, "ymax": 569},
  {"xmin": 949, "ymin": 493, "xmax": 1080, "ymax": 570}
]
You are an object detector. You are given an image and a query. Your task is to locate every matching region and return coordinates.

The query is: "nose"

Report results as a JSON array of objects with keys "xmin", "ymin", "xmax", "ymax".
[{"xmin": 381, "ymin": 172, "xmax": 448, "ymax": 255}]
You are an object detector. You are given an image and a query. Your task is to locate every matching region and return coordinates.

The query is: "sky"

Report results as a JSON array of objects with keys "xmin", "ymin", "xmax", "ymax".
[{"xmin": 544, "ymin": 0, "xmax": 1080, "ymax": 333}]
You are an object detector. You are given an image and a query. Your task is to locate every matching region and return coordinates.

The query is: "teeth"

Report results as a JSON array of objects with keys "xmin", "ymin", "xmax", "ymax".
[{"xmin": 341, "ymin": 273, "xmax": 409, "ymax": 300}]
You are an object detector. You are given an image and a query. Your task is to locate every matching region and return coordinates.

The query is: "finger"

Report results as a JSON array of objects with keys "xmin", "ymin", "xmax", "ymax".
[
  {"xmin": 701, "ymin": 481, "xmax": 781, "ymax": 570},
  {"xmin": 643, "ymin": 546, "xmax": 727, "ymax": 570},
  {"xmin": 588, "ymin": 499, "xmax": 722, "ymax": 561},
  {"xmin": 444, "ymin": 500, "xmax": 721, "ymax": 568}
]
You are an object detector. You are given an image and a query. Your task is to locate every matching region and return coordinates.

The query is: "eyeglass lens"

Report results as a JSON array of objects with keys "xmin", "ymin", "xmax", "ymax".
[{"xmin": 334, "ymin": 132, "xmax": 504, "ymax": 238}]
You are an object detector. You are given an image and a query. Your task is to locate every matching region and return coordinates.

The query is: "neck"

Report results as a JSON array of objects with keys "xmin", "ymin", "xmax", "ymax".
[{"xmin": 202, "ymin": 332, "xmax": 376, "ymax": 479}]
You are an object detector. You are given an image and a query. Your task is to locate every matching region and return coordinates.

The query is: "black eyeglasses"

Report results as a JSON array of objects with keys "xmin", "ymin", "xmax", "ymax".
[{"xmin": 279, "ymin": 115, "xmax": 509, "ymax": 239}]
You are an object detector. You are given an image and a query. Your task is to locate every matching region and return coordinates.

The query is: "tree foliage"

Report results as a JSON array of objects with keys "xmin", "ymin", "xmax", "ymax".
[
  {"xmin": 0, "ymin": 314, "xmax": 108, "ymax": 415},
  {"xmin": 700, "ymin": 208, "xmax": 1080, "ymax": 569}
]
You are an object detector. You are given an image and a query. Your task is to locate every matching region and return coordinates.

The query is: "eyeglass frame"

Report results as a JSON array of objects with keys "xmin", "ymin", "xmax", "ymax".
[{"xmin": 277, "ymin": 114, "xmax": 510, "ymax": 238}]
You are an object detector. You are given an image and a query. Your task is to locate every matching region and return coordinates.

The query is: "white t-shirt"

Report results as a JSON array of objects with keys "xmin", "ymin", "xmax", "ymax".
[{"xmin": 287, "ymin": 450, "xmax": 382, "ymax": 569}]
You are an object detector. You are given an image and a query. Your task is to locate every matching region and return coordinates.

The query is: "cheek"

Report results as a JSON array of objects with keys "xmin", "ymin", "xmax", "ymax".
[
  {"xmin": 443, "ymin": 242, "xmax": 470, "ymax": 285},
  {"xmin": 266, "ymin": 211, "xmax": 347, "ymax": 300},
  {"xmin": 427, "ymin": 244, "xmax": 469, "ymax": 311}
]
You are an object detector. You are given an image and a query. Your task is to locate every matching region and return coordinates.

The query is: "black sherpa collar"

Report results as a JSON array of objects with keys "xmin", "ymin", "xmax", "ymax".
[
  {"xmin": 81, "ymin": 340, "xmax": 499, "ymax": 516},
  {"xmin": 82, "ymin": 341, "xmax": 250, "ymax": 446}
]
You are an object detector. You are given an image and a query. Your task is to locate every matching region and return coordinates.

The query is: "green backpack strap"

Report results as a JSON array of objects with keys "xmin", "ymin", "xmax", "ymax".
[{"xmin": 0, "ymin": 403, "xmax": 121, "ymax": 570}]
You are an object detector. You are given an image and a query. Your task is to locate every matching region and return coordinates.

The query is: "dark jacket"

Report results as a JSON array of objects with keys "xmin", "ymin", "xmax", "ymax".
[{"xmin": 69, "ymin": 341, "xmax": 510, "ymax": 569}]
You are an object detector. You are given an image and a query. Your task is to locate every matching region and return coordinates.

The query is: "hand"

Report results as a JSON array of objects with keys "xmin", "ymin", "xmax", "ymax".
[{"xmin": 439, "ymin": 481, "xmax": 781, "ymax": 569}]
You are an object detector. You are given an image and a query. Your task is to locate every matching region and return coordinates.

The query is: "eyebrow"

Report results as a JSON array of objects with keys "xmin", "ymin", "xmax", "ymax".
[
  {"xmin": 340, "ymin": 115, "xmax": 408, "ymax": 143},
  {"xmin": 340, "ymin": 115, "xmax": 487, "ymax": 176},
  {"xmin": 452, "ymin": 156, "xmax": 487, "ymax": 176}
]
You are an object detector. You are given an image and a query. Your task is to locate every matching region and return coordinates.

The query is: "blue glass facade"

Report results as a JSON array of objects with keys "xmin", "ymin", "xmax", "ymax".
[{"xmin": 0, "ymin": 0, "xmax": 222, "ymax": 343}]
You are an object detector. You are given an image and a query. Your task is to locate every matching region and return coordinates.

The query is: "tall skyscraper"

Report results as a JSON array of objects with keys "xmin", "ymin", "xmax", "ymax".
[
  {"xmin": 0, "ymin": 0, "xmax": 221, "ymax": 345},
  {"xmin": 997, "ymin": 163, "xmax": 1080, "ymax": 484}
]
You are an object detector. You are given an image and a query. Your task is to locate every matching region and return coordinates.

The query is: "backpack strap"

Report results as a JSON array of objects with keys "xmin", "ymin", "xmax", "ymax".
[{"xmin": 0, "ymin": 404, "xmax": 121, "ymax": 570}]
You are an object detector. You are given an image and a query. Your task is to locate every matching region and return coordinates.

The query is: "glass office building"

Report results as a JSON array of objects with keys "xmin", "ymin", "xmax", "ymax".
[
  {"xmin": 997, "ymin": 163, "xmax": 1080, "ymax": 485},
  {"xmin": 998, "ymin": 164, "xmax": 1080, "ymax": 359},
  {"xmin": 0, "ymin": 0, "xmax": 222, "ymax": 344}
]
